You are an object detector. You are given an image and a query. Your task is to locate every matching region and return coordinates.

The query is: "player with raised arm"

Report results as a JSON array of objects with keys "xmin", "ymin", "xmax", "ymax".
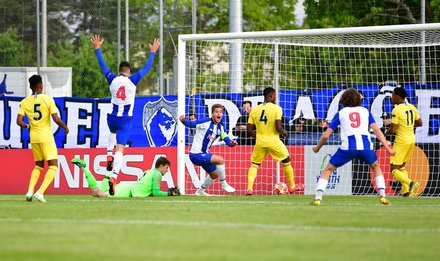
[
  {"xmin": 384, "ymin": 87, "xmax": 422, "ymax": 197},
  {"xmin": 246, "ymin": 87, "xmax": 304, "ymax": 195},
  {"xmin": 71, "ymin": 156, "xmax": 180, "ymax": 197},
  {"xmin": 180, "ymin": 104, "xmax": 237, "ymax": 196},
  {"xmin": 17, "ymin": 75, "xmax": 69, "ymax": 203},
  {"xmin": 311, "ymin": 88, "xmax": 395, "ymax": 206},
  {"xmin": 91, "ymin": 35, "xmax": 160, "ymax": 196}
]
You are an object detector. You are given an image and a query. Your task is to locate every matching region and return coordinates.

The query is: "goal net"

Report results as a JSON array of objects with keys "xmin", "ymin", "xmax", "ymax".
[{"xmin": 177, "ymin": 24, "xmax": 440, "ymax": 197}]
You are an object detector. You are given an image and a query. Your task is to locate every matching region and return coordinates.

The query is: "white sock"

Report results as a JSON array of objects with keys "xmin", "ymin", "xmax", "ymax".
[
  {"xmin": 315, "ymin": 178, "xmax": 328, "ymax": 200},
  {"xmin": 217, "ymin": 164, "xmax": 227, "ymax": 185},
  {"xmin": 107, "ymin": 133, "xmax": 116, "ymax": 156},
  {"xmin": 198, "ymin": 176, "xmax": 215, "ymax": 191},
  {"xmin": 374, "ymin": 175, "xmax": 387, "ymax": 197},
  {"xmin": 112, "ymin": 151, "xmax": 123, "ymax": 179}
]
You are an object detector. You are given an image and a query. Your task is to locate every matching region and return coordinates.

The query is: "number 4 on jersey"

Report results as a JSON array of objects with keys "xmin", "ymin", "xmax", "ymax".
[
  {"xmin": 116, "ymin": 86, "xmax": 126, "ymax": 100},
  {"xmin": 259, "ymin": 110, "xmax": 268, "ymax": 124}
]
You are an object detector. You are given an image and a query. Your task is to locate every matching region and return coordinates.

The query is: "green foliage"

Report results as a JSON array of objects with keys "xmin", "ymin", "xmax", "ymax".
[
  {"xmin": 303, "ymin": 0, "xmax": 426, "ymax": 28},
  {"xmin": 48, "ymin": 34, "xmax": 117, "ymax": 98},
  {"xmin": 0, "ymin": 28, "xmax": 33, "ymax": 66}
]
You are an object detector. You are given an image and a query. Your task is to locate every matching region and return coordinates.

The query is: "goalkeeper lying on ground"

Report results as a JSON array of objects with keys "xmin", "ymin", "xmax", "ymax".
[{"xmin": 71, "ymin": 156, "xmax": 180, "ymax": 197}]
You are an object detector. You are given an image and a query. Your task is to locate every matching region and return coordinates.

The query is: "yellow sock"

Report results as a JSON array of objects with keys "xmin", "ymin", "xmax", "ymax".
[
  {"xmin": 28, "ymin": 166, "xmax": 43, "ymax": 193},
  {"xmin": 282, "ymin": 162, "xmax": 295, "ymax": 188},
  {"xmin": 392, "ymin": 169, "xmax": 411, "ymax": 186},
  {"xmin": 39, "ymin": 166, "xmax": 57, "ymax": 194},
  {"xmin": 247, "ymin": 164, "xmax": 259, "ymax": 190}
]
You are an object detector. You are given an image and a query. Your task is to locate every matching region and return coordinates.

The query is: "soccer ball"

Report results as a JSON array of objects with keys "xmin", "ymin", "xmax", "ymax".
[{"xmin": 274, "ymin": 182, "xmax": 289, "ymax": 195}]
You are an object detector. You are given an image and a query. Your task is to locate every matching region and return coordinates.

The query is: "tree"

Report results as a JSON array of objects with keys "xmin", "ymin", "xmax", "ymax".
[
  {"xmin": 0, "ymin": 28, "xmax": 33, "ymax": 66},
  {"xmin": 302, "ymin": 0, "xmax": 440, "ymax": 29}
]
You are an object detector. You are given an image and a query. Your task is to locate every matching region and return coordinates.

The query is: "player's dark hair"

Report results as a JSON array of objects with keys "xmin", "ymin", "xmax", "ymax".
[
  {"xmin": 393, "ymin": 87, "xmax": 407, "ymax": 99},
  {"xmin": 119, "ymin": 61, "xmax": 131, "ymax": 72},
  {"xmin": 243, "ymin": 100, "xmax": 252, "ymax": 107},
  {"xmin": 263, "ymin": 87, "xmax": 275, "ymax": 98},
  {"xmin": 211, "ymin": 104, "xmax": 224, "ymax": 113},
  {"xmin": 28, "ymin": 75, "xmax": 42, "ymax": 90},
  {"xmin": 339, "ymin": 88, "xmax": 362, "ymax": 107},
  {"xmin": 155, "ymin": 156, "xmax": 170, "ymax": 168}
]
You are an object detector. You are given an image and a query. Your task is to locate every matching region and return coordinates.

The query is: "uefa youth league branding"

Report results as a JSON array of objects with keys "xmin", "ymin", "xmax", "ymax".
[{"xmin": 143, "ymin": 97, "xmax": 178, "ymax": 147}]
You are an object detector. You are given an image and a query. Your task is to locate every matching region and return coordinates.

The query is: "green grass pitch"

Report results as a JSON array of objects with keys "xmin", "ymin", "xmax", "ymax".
[{"xmin": 1, "ymin": 194, "xmax": 439, "ymax": 260}]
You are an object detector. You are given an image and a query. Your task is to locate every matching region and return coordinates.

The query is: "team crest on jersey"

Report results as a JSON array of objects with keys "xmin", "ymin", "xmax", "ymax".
[{"xmin": 143, "ymin": 97, "xmax": 178, "ymax": 147}]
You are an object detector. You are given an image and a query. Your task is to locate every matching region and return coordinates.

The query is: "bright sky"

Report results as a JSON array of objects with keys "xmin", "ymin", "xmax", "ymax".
[{"xmin": 294, "ymin": 0, "xmax": 306, "ymax": 26}]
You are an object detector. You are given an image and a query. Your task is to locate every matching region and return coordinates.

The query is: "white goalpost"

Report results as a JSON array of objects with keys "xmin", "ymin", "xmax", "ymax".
[{"xmin": 177, "ymin": 23, "xmax": 440, "ymax": 196}]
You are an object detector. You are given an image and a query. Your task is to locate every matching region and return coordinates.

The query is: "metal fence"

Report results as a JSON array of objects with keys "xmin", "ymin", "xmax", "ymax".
[{"xmin": 0, "ymin": 0, "xmax": 192, "ymax": 97}]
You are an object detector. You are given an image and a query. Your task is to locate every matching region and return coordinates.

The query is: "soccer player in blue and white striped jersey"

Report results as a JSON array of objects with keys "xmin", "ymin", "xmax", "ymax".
[
  {"xmin": 180, "ymin": 104, "xmax": 238, "ymax": 196},
  {"xmin": 311, "ymin": 88, "xmax": 395, "ymax": 206},
  {"xmin": 92, "ymin": 35, "xmax": 160, "ymax": 196}
]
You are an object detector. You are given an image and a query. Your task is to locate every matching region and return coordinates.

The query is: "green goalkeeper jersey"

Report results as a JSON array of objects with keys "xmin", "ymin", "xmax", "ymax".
[{"xmin": 129, "ymin": 168, "xmax": 168, "ymax": 197}]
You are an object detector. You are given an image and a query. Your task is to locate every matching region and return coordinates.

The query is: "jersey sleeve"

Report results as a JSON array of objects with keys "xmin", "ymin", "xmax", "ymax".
[
  {"xmin": 248, "ymin": 111, "xmax": 255, "ymax": 125},
  {"xmin": 129, "ymin": 52, "xmax": 156, "ymax": 85},
  {"xmin": 275, "ymin": 106, "xmax": 282, "ymax": 120},
  {"xmin": 151, "ymin": 171, "xmax": 168, "ymax": 197},
  {"xmin": 18, "ymin": 102, "xmax": 25, "ymax": 116},
  {"xmin": 48, "ymin": 97, "xmax": 58, "ymax": 115},
  {"xmin": 368, "ymin": 112, "xmax": 376, "ymax": 125},
  {"xmin": 413, "ymin": 105, "xmax": 421, "ymax": 120},
  {"xmin": 391, "ymin": 107, "xmax": 399, "ymax": 125},
  {"xmin": 95, "ymin": 48, "xmax": 116, "ymax": 84},
  {"xmin": 328, "ymin": 112, "xmax": 340, "ymax": 130}
]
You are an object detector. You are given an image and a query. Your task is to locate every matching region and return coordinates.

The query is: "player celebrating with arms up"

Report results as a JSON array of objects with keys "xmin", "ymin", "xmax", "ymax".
[
  {"xmin": 180, "ymin": 104, "xmax": 237, "ymax": 196},
  {"xmin": 311, "ymin": 88, "xmax": 395, "ymax": 206},
  {"xmin": 91, "ymin": 35, "xmax": 160, "ymax": 196},
  {"xmin": 246, "ymin": 87, "xmax": 304, "ymax": 195}
]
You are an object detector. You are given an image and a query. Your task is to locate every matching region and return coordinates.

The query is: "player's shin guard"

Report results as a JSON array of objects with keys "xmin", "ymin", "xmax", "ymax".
[
  {"xmin": 111, "ymin": 151, "xmax": 123, "ymax": 179},
  {"xmin": 392, "ymin": 169, "xmax": 411, "ymax": 186},
  {"xmin": 39, "ymin": 166, "xmax": 57, "ymax": 194},
  {"xmin": 282, "ymin": 162, "xmax": 295, "ymax": 188},
  {"xmin": 374, "ymin": 175, "xmax": 387, "ymax": 197},
  {"xmin": 107, "ymin": 133, "xmax": 116, "ymax": 155},
  {"xmin": 217, "ymin": 164, "xmax": 226, "ymax": 184},
  {"xmin": 247, "ymin": 164, "xmax": 259, "ymax": 190},
  {"xmin": 28, "ymin": 166, "xmax": 43, "ymax": 193},
  {"xmin": 315, "ymin": 178, "xmax": 328, "ymax": 200},
  {"xmin": 199, "ymin": 176, "xmax": 214, "ymax": 191}
]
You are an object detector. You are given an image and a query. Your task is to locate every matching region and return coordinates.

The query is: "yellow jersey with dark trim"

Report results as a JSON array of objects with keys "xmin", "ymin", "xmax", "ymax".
[
  {"xmin": 18, "ymin": 93, "xmax": 58, "ymax": 143},
  {"xmin": 248, "ymin": 102, "xmax": 282, "ymax": 146},
  {"xmin": 391, "ymin": 102, "xmax": 420, "ymax": 145}
]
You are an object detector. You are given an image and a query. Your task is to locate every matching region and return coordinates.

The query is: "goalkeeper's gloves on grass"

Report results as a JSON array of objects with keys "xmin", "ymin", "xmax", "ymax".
[{"xmin": 168, "ymin": 187, "xmax": 181, "ymax": 196}]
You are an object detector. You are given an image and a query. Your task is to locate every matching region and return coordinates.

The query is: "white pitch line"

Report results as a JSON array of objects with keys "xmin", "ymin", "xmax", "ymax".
[{"xmin": 0, "ymin": 218, "xmax": 439, "ymax": 234}]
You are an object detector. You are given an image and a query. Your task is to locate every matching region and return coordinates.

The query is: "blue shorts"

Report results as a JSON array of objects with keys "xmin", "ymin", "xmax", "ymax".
[
  {"xmin": 329, "ymin": 148, "xmax": 377, "ymax": 168},
  {"xmin": 189, "ymin": 153, "xmax": 216, "ymax": 173},
  {"xmin": 107, "ymin": 114, "xmax": 132, "ymax": 146}
]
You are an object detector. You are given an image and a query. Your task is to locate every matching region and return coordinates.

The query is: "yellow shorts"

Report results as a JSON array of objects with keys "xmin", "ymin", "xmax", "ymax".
[
  {"xmin": 31, "ymin": 141, "xmax": 58, "ymax": 161},
  {"xmin": 390, "ymin": 142, "xmax": 415, "ymax": 166},
  {"xmin": 251, "ymin": 140, "xmax": 289, "ymax": 164}
]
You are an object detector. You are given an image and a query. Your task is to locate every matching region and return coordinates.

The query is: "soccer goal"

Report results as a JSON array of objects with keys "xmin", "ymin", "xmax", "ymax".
[{"xmin": 177, "ymin": 23, "xmax": 440, "ymax": 197}]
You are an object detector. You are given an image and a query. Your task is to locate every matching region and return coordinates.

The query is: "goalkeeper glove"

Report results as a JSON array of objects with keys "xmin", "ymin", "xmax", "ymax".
[{"xmin": 167, "ymin": 187, "xmax": 181, "ymax": 196}]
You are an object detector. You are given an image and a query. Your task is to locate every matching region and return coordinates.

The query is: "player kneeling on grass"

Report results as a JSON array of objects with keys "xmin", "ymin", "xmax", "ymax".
[
  {"xmin": 71, "ymin": 156, "xmax": 180, "ymax": 197},
  {"xmin": 179, "ymin": 104, "xmax": 238, "ymax": 196},
  {"xmin": 311, "ymin": 88, "xmax": 395, "ymax": 206}
]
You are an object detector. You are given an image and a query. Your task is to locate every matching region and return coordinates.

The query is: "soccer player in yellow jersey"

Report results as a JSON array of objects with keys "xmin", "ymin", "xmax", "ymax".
[
  {"xmin": 16, "ymin": 75, "xmax": 69, "ymax": 203},
  {"xmin": 246, "ymin": 87, "xmax": 304, "ymax": 195},
  {"xmin": 385, "ymin": 87, "xmax": 422, "ymax": 197}
]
